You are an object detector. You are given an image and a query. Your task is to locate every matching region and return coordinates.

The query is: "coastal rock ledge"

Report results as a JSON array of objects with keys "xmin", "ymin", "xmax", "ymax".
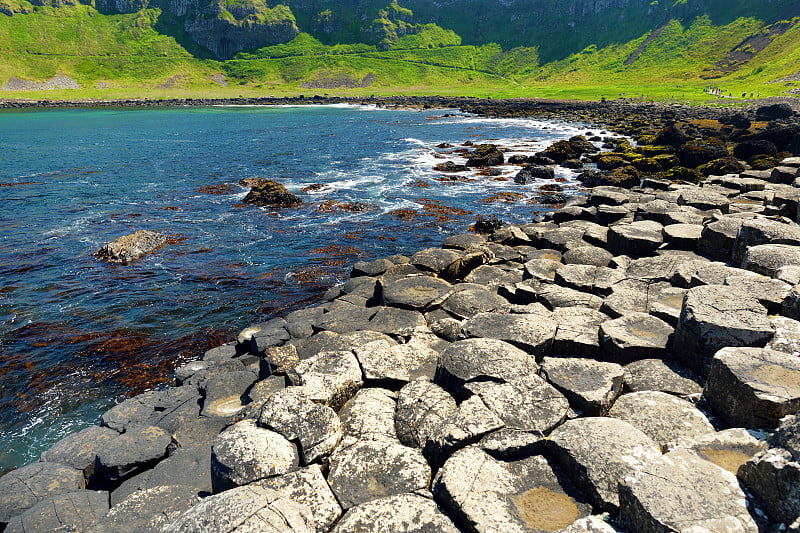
[
  {"xmin": 95, "ymin": 230, "xmax": 167, "ymax": 264},
  {"xmin": 6, "ymin": 157, "xmax": 800, "ymax": 532}
]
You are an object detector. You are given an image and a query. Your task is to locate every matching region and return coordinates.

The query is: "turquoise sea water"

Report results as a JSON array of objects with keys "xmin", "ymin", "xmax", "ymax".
[{"xmin": 0, "ymin": 104, "xmax": 597, "ymax": 472}]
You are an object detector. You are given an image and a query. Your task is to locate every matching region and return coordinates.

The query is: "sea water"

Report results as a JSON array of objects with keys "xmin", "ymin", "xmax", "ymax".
[{"xmin": 0, "ymin": 104, "xmax": 600, "ymax": 472}]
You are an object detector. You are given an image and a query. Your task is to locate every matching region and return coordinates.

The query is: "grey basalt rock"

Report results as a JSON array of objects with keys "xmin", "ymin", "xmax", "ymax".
[
  {"xmin": 739, "ymin": 448, "xmax": 800, "ymax": 527},
  {"xmin": 524, "ymin": 257, "xmax": 563, "ymax": 282},
  {"xmin": 554, "ymin": 264, "xmax": 625, "ymax": 296},
  {"xmin": 315, "ymin": 305, "xmax": 376, "ymax": 333},
  {"xmin": 411, "ymin": 248, "xmax": 464, "ymax": 274},
  {"xmin": 0, "ymin": 462, "xmax": 86, "ymax": 523},
  {"xmin": 352, "ymin": 339, "xmax": 439, "ymax": 383},
  {"xmin": 464, "ymin": 264, "xmax": 524, "ymax": 288},
  {"xmin": 292, "ymin": 350, "xmax": 363, "ymax": 410},
  {"xmin": 258, "ymin": 387, "xmax": 342, "ymax": 465},
  {"xmin": 731, "ymin": 217, "xmax": 800, "ymax": 267},
  {"xmin": 436, "ymin": 337, "xmax": 538, "ymax": 395},
  {"xmin": 100, "ymin": 386, "xmax": 201, "ymax": 434},
  {"xmin": 465, "ymin": 374, "xmax": 569, "ymax": 434},
  {"xmin": 338, "ymin": 388, "xmax": 398, "ymax": 444},
  {"xmin": 672, "ymin": 285, "xmax": 774, "ymax": 377},
  {"xmin": 443, "ymin": 232, "xmax": 486, "ymax": 250},
  {"xmin": 698, "ymin": 215, "xmax": 748, "ymax": 261},
  {"xmin": 724, "ymin": 273, "xmax": 791, "ymax": 313},
  {"xmin": 4, "ymin": 490, "xmax": 108, "ymax": 533},
  {"xmin": 441, "ymin": 286, "xmax": 510, "ymax": 319},
  {"xmin": 548, "ymin": 417, "xmax": 661, "ymax": 510},
  {"xmin": 95, "ymin": 230, "xmax": 167, "ymax": 263},
  {"xmin": 237, "ymin": 317, "xmax": 290, "ymax": 353},
  {"xmin": 608, "ymin": 391, "xmax": 714, "ymax": 451},
  {"xmin": 551, "ymin": 306, "xmax": 609, "ymax": 356},
  {"xmin": 40, "ymin": 425, "xmax": 120, "ymax": 478},
  {"xmin": 395, "ymin": 379, "xmax": 457, "ymax": 449},
  {"xmin": 327, "ymin": 439, "xmax": 431, "ymax": 510},
  {"xmin": 90, "ymin": 485, "xmax": 200, "ymax": 533},
  {"xmin": 744, "ymin": 243, "xmax": 800, "ymax": 277},
  {"xmin": 618, "ymin": 449, "xmax": 758, "ymax": 533},
  {"xmin": 704, "ymin": 346, "xmax": 800, "ymax": 428},
  {"xmin": 538, "ymin": 284, "xmax": 604, "ymax": 310},
  {"xmin": 771, "ymin": 414, "xmax": 800, "ymax": 459},
  {"xmin": 671, "ymin": 428, "xmax": 768, "ymax": 474},
  {"xmin": 367, "ymin": 306, "xmax": 427, "ymax": 335},
  {"xmin": 562, "ymin": 245, "xmax": 614, "ymax": 267},
  {"xmin": 662, "ymin": 223, "xmax": 703, "ymax": 249},
  {"xmin": 256, "ymin": 465, "xmax": 342, "ymax": 533},
  {"xmin": 210, "ymin": 419, "xmax": 298, "ymax": 492},
  {"xmin": 606, "ymin": 220, "xmax": 664, "ymax": 257},
  {"xmin": 622, "ymin": 358, "xmax": 703, "ymax": 396},
  {"xmin": 541, "ymin": 357, "xmax": 624, "ymax": 416},
  {"xmin": 677, "ymin": 188, "xmax": 731, "ymax": 213},
  {"xmin": 433, "ymin": 446, "xmax": 592, "ymax": 533},
  {"xmin": 160, "ymin": 485, "xmax": 312, "ymax": 533},
  {"xmin": 93, "ymin": 425, "xmax": 172, "ymax": 486},
  {"xmin": 462, "ymin": 310, "xmax": 557, "ymax": 355},
  {"xmin": 331, "ymin": 493, "xmax": 459, "ymax": 533},
  {"xmin": 380, "ymin": 275, "xmax": 453, "ymax": 310},
  {"xmin": 599, "ymin": 312, "xmax": 673, "ymax": 364},
  {"xmin": 200, "ymin": 370, "xmax": 258, "ymax": 418}
]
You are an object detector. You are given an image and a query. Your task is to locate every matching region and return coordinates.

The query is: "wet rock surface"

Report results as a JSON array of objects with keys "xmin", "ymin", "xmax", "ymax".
[{"xmin": 8, "ymin": 117, "xmax": 800, "ymax": 531}]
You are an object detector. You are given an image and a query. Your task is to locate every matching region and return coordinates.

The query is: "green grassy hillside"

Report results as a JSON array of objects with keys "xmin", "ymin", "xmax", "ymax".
[{"xmin": 0, "ymin": 2, "xmax": 799, "ymax": 102}]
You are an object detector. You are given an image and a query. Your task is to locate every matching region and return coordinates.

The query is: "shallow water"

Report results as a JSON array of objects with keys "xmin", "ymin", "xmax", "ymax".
[{"xmin": 0, "ymin": 104, "xmax": 600, "ymax": 471}]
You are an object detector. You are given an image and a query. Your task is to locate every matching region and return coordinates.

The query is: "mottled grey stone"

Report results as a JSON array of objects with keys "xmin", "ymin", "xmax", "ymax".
[
  {"xmin": 771, "ymin": 414, "xmax": 800, "ymax": 460},
  {"xmin": 704, "ymin": 347, "xmax": 800, "ymax": 428},
  {"xmin": 744, "ymin": 243, "xmax": 800, "ymax": 277},
  {"xmin": 524, "ymin": 258, "xmax": 562, "ymax": 282},
  {"xmin": 210, "ymin": 420, "xmax": 298, "ymax": 492},
  {"xmin": 381, "ymin": 275, "xmax": 453, "ymax": 309},
  {"xmin": 441, "ymin": 287, "xmax": 510, "ymax": 319},
  {"xmin": 285, "ymin": 306, "xmax": 325, "ymax": 339},
  {"xmin": 368, "ymin": 306, "xmax": 427, "ymax": 336},
  {"xmin": 698, "ymin": 215, "xmax": 748, "ymax": 261},
  {"xmin": 732, "ymin": 217, "xmax": 800, "ymax": 267},
  {"xmin": 160, "ymin": 485, "xmax": 312, "ymax": 533},
  {"xmin": 200, "ymin": 370, "xmax": 258, "ymax": 418},
  {"xmin": 548, "ymin": 417, "xmax": 661, "ymax": 510},
  {"xmin": 671, "ymin": 428, "xmax": 768, "ymax": 473},
  {"xmin": 662, "ymin": 223, "xmax": 703, "ymax": 249},
  {"xmin": 443, "ymin": 233, "xmax": 486, "ymax": 250},
  {"xmin": 436, "ymin": 337, "xmax": 538, "ymax": 395},
  {"xmin": 395, "ymin": 379, "xmax": 457, "ymax": 449},
  {"xmin": 607, "ymin": 220, "xmax": 664, "ymax": 257},
  {"xmin": 622, "ymin": 358, "xmax": 703, "ymax": 396},
  {"xmin": 551, "ymin": 307, "xmax": 609, "ymax": 356},
  {"xmin": 331, "ymin": 493, "xmax": 459, "ymax": 533},
  {"xmin": 563, "ymin": 245, "xmax": 614, "ymax": 267},
  {"xmin": 538, "ymin": 285, "xmax": 604, "ymax": 310},
  {"xmin": 434, "ymin": 447, "xmax": 591, "ymax": 533},
  {"xmin": 94, "ymin": 425, "xmax": 172, "ymax": 486},
  {"xmin": 677, "ymin": 188, "xmax": 731, "ymax": 213},
  {"xmin": 292, "ymin": 350, "xmax": 363, "ymax": 410},
  {"xmin": 338, "ymin": 388, "xmax": 398, "ymax": 444},
  {"xmin": 411, "ymin": 248, "xmax": 463, "ymax": 274},
  {"xmin": 327, "ymin": 439, "xmax": 431, "ymax": 510},
  {"xmin": 673, "ymin": 285, "xmax": 774, "ymax": 376},
  {"xmin": 353, "ymin": 339, "xmax": 439, "ymax": 383},
  {"xmin": 462, "ymin": 310, "xmax": 557, "ymax": 355},
  {"xmin": 100, "ymin": 386, "xmax": 201, "ymax": 434},
  {"xmin": 618, "ymin": 449, "xmax": 757, "ymax": 532},
  {"xmin": 238, "ymin": 318, "xmax": 290, "ymax": 353},
  {"xmin": 554, "ymin": 265, "xmax": 625, "ymax": 296},
  {"xmin": 464, "ymin": 264, "xmax": 524, "ymax": 288},
  {"xmin": 542, "ymin": 357, "xmax": 624, "ymax": 416},
  {"xmin": 725, "ymin": 273, "xmax": 791, "ymax": 313},
  {"xmin": 255, "ymin": 465, "xmax": 342, "ymax": 533},
  {"xmin": 4, "ymin": 490, "xmax": 108, "ymax": 533},
  {"xmin": 599, "ymin": 312, "xmax": 673, "ymax": 364},
  {"xmin": 40, "ymin": 425, "xmax": 120, "ymax": 478},
  {"xmin": 739, "ymin": 448, "xmax": 800, "ymax": 526},
  {"xmin": 315, "ymin": 305, "xmax": 376, "ymax": 333},
  {"xmin": 466, "ymin": 374, "xmax": 569, "ymax": 433},
  {"xmin": 258, "ymin": 387, "xmax": 342, "ymax": 465}
]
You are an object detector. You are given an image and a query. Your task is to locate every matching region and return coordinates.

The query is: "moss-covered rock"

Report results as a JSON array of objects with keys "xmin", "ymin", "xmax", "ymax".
[
  {"xmin": 697, "ymin": 157, "xmax": 746, "ymax": 177},
  {"xmin": 243, "ymin": 179, "xmax": 301, "ymax": 207},
  {"xmin": 596, "ymin": 154, "xmax": 628, "ymax": 171},
  {"xmin": 678, "ymin": 141, "xmax": 729, "ymax": 169},
  {"xmin": 665, "ymin": 166, "xmax": 703, "ymax": 183}
]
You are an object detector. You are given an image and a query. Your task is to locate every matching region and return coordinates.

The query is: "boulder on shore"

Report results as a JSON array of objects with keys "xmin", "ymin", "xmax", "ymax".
[{"xmin": 95, "ymin": 230, "xmax": 167, "ymax": 263}]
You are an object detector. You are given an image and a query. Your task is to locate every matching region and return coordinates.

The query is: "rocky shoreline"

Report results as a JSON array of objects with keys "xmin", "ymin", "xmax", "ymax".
[{"xmin": 1, "ymin": 103, "xmax": 800, "ymax": 532}]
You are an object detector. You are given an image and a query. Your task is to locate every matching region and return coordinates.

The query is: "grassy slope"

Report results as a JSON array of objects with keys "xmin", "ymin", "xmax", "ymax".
[{"xmin": 0, "ymin": 4, "xmax": 799, "ymax": 102}]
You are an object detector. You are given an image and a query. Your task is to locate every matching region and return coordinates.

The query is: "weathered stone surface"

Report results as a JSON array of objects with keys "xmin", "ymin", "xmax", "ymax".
[
  {"xmin": 465, "ymin": 374, "xmax": 569, "ymax": 433},
  {"xmin": 524, "ymin": 258, "xmax": 563, "ymax": 283},
  {"xmin": 731, "ymin": 217, "xmax": 800, "ymax": 267},
  {"xmin": 238, "ymin": 317, "xmax": 290, "ymax": 352},
  {"xmin": 477, "ymin": 428, "xmax": 545, "ymax": 458},
  {"xmin": 739, "ymin": 448, "xmax": 800, "ymax": 526},
  {"xmin": 100, "ymin": 386, "xmax": 201, "ymax": 434},
  {"xmin": 315, "ymin": 305, "xmax": 375, "ymax": 334},
  {"xmin": 210, "ymin": 419, "xmax": 298, "ymax": 492},
  {"xmin": 542, "ymin": 357, "xmax": 624, "ymax": 416},
  {"xmin": 618, "ymin": 449, "xmax": 758, "ymax": 532},
  {"xmin": 540, "ymin": 227, "xmax": 587, "ymax": 251},
  {"xmin": 771, "ymin": 414, "xmax": 800, "ymax": 459},
  {"xmin": 538, "ymin": 284, "xmax": 604, "ymax": 310},
  {"xmin": 4, "ymin": 490, "xmax": 108, "ymax": 533},
  {"xmin": 256, "ymin": 465, "xmax": 342, "ymax": 533},
  {"xmin": 441, "ymin": 287, "xmax": 510, "ymax": 319},
  {"xmin": 662, "ymin": 223, "xmax": 703, "ymax": 249},
  {"xmin": 554, "ymin": 265, "xmax": 625, "ymax": 296},
  {"xmin": 548, "ymin": 417, "xmax": 661, "ymax": 510},
  {"xmin": 563, "ymin": 246, "xmax": 614, "ymax": 267},
  {"xmin": 607, "ymin": 220, "xmax": 664, "ymax": 256},
  {"xmin": 410, "ymin": 248, "xmax": 463, "ymax": 274},
  {"xmin": 93, "ymin": 485, "xmax": 201, "ymax": 533},
  {"xmin": 677, "ymin": 188, "xmax": 730, "ymax": 213},
  {"xmin": 351, "ymin": 257, "xmax": 395, "ymax": 278},
  {"xmin": 423, "ymin": 395, "xmax": 505, "ymax": 467},
  {"xmin": 744, "ymin": 243, "xmax": 800, "ymax": 277},
  {"xmin": 338, "ymin": 388, "xmax": 397, "ymax": 444},
  {"xmin": 462, "ymin": 310, "xmax": 557, "ymax": 355},
  {"xmin": 443, "ymin": 233, "xmax": 486, "ymax": 250},
  {"xmin": 608, "ymin": 391, "xmax": 714, "ymax": 450},
  {"xmin": 40, "ymin": 425, "xmax": 120, "ymax": 478},
  {"xmin": 0, "ymin": 462, "xmax": 85, "ymax": 523},
  {"xmin": 465, "ymin": 264, "xmax": 524, "ymax": 288},
  {"xmin": 599, "ymin": 312, "xmax": 673, "ymax": 364},
  {"xmin": 367, "ymin": 306, "xmax": 427, "ymax": 336},
  {"xmin": 200, "ymin": 370, "xmax": 258, "ymax": 417},
  {"xmin": 292, "ymin": 350, "xmax": 363, "ymax": 410},
  {"xmin": 381, "ymin": 275, "xmax": 453, "ymax": 309},
  {"xmin": 160, "ymin": 485, "xmax": 312, "ymax": 533},
  {"xmin": 673, "ymin": 285, "xmax": 774, "ymax": 376},
  {"xmin": 327, "ymin": 439, "xmax": 431, "ymax": 510},
  {"xmin": 331, "ymin": 493, "xmax": 459, "ymax": 533},
  {"xmin": 95, "ymin": 230, "xmax": 167, "ymax": 263},
  {"xmin": 434, "ymin": 446, "xmax": 591, "ymax": 533},
  {"xmin": 724, "ymin": 273, "xmax": 791, "ymax": 313},
  {"xmin": 672, "ymin": 428, "xmax": 768, "ymax": 473},
  {"xmin": 94, "ymin": 425, "xmax": 171, "ymax": 486},
  {"xmin": 551, "ymin": 307, "xmax": 608, "ymax": 356},
  {"xmin": 353, "ymin": 339, "xmax": 439, "ymax": 383},
  {"xmin": 623, "ymin": 358, "xmax": 703, "ymax": 396},
  {"xmin": 395, "ymin": 379, "xmax": 457, "ymax": 449},
  {"xmin": 258, "ymin": 387, "xmax": 342, "ymax": 465},
  {"xmin": 560, "ymin": 516, "xmax": 622, "ymax": 533},
  {"xmin": 111, "ymin": 444, "xmax": 212, "ymax": 506},
  {"xmin": 436, "ymin": 337, "xmax": 538, "ymax": 395},
  {"xmin": 704, "ymin": 347, "xmax": 800, "ymax": 428}
]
